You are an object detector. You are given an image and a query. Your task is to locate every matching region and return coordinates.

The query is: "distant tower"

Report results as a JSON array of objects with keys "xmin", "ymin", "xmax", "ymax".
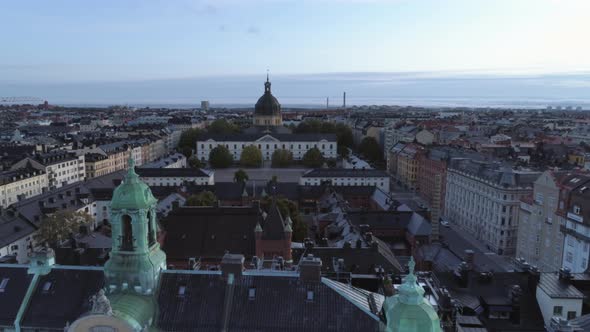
[
  {"xmin": 200, "ymin": 101, "xmax": 210, "ymax": 111},
  {"xmin": 326, "ymin": 97, "xmax": 329, "ymax": 110},
  {"xmin": 253, "ymin": 73, "xmax": 282, "ymax": 126}
]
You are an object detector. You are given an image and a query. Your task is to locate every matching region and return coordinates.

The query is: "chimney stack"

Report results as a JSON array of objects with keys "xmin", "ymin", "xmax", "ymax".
[
  {"xmin": 221, "ymin": 253, "xmax": 244, "ymax": 279},
  {"xmin": 464, "ymin": 249, "xmax": 475, "ymax": 270},
  {"xmin": 300, "ymin": 254, "xmax": 322, "ymax": 282}
]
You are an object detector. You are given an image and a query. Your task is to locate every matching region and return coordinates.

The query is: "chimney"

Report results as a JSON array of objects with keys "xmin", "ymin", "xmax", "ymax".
[
  {"xmin": 558, "ymin": 267, "xmax": 572, "ymax": 283},
  {"xmin": 221, "ymin": 253, "xmax": 244, "ymax": 279},
  {"xmin": 300, "ymin": 255, "xmax": 322, "ymax": 282},
  {"xmin": 464, "ymin": 249, "xmax": 474, "ymax": 270},
  {"xmin": 527, "ymin": 266, "xmax": 540, "ymax": 292},
  {"xmin": 509, "ymin": 285, "xmax": 523, "ymax": 325}
]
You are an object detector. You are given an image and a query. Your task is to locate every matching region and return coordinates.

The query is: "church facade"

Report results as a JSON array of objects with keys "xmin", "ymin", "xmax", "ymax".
[{"xmin": 196, "ymin": 77, "xmax": 338, "ymax": 163}]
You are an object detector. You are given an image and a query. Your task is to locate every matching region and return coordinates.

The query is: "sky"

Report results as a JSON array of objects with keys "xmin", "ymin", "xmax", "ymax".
[{"xmin": 1, "ymin": 0, "xmax": 590, "ymax": 106}]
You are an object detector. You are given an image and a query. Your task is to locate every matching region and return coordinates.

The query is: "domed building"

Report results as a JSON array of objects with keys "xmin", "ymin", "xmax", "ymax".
[
  {"xmin": 253, "ymin": 75, "xmax": 282, "ymax": 127},
  {"xmin": 383, "ymin": 257, "xmax": 442, "ymax": 332}
]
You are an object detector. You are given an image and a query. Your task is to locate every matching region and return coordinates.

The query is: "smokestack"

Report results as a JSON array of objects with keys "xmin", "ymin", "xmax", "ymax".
[
  {"xmin": 343, "ymin": 92, "xmax": 346, "ymax": 109},
  {"xmin": 326, "ymin": 97, "xmax": 329, "ymax": 110}
]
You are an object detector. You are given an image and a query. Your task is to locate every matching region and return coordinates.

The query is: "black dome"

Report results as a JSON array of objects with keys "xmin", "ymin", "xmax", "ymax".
[{"xmin": 255, "ymin": 79, "xmax": 281, "ymax": 116}]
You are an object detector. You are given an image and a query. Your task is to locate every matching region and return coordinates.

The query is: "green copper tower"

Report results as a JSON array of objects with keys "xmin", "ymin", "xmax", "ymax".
[
  {"xmin": 102, "ymin": 157, "xmax": 166, "ymax": 330},
  {"xmin": 383, "ymin": 257, "xmax": 442, "ymax": 332}
]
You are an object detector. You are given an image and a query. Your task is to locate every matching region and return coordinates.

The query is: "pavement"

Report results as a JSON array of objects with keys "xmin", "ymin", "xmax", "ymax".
[
  {"xmin": 213, "ymin": 167, "xmax": 311, "ymax": 183},
  {"xmin": 440, "ymin": 224, "xmax": 518, "ymax": 273}
]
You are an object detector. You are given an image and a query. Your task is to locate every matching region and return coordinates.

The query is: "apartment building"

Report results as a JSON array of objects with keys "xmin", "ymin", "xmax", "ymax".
[
  {"xmin": 444, "ymin": 159, "xmax": 540, "ymax": 255},
  {"xmin": 516, "ymin": 171, "xmax": 567, "ymax": 272},
  {"xmin": 559, "ymin": 174, "xmax": 590, "ymax": 273},
  {"xmin": 11, "ymin": 151, "xmax": 85, "ymax": 189},
  {"xmin": 0, "ymin": 168, "xmax": 48, "ymax": 208}
]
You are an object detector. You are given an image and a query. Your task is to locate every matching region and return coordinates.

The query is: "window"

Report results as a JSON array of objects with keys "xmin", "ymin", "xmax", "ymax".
[
  {"xmin": 553, "ymin": 306, "xmax": 563, "ymax": 315},
  {"xmin": 574, "ymin": 205, "xmax": 581, "ymax": 215},
  {"xmin": 566, "ymin": 252, "xmax": 574, "ymax": 263},
  {"xmin": 306, "ymin": 290, "xmax": 314, "ymax": 302},
  {"xmin": 568, "ymin": 311, "xmax": 577, "ymax": 320}
]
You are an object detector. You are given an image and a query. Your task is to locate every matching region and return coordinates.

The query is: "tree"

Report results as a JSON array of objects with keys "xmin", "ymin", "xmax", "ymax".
[
  {"xmin": 177, "ymin": 128, "xmax": 204, "ymax": 157},
  {"xmin": 271, "ymin": 149, "xmax": 294, "ymax": 168},
  {"xmin": 188, "ymin": 156, "xmax": 204, "ymax": 169},
  {"xmin": 302, "ymin": 147, "xmax": 325, "ymax": 168},
  {"xmin": 295, "ymin": 120, "xmax": 354, "ymax": 157},
  {"xmin": 37, "ymin": 210, "xmax": 93, "ymax": 247},
  {"xmin": 359, "ymin": 137, "xmax": 382, "ymax": 162},
  {"xmin": 261, "ymin": 197, "xmax": 307, "ymax": 242},
  {"xmin": 208, "ymin": 119, "xmax": 239, "ymax": 135},
  {"xmin": 234, "ymin": 169, "xmax": 249, "ymax": 183},
  {"xmin": 240, "ymin": 145, "xmax": 263, "ymax": 167},
  {"xmin": 186, "ymin": 191, "xmax": 217, "ymax": 206},
  {"xmin": 209, "ymin": 145, "xmax": 233, "ymax": 168}
]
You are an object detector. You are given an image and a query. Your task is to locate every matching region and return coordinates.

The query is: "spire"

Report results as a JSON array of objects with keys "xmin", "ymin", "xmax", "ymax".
[
  {"xmin": 398, "ymin": 256, "xmax": 425, "ymax": 305},
  {"xmin": 264, "ymin": 70, "xmax": 271, "ymax": 93},
  {"xmin": 125, "ymin": 155, "xmax": 139, "ymax": 183}
]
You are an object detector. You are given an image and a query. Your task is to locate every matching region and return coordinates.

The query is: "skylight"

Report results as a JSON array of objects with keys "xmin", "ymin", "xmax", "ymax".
[
  {"xmin": 0, "ymin": 278, "xmax": 9, "ymax": 292},
  {"xmin": 248, "ymin": 288, "xmax": 256, "ymax": 300},
  {"xmin": 178, "ymin": 285, "xmax": 186, "ymax": 296},
  {"xmin": 42, "ymin": 281, "xmax": 52, "ymax": 293}
]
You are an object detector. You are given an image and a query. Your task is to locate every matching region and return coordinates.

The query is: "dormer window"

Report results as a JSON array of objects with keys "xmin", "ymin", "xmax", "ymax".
[{"xmin": 574, "ymin": 205, "xmax": 581, "ymax": 215}]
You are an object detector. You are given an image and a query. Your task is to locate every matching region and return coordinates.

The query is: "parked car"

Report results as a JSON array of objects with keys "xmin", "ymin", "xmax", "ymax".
[{"xmin": 440, "ymin": 220, "xmax": 450, "ymax": 227}]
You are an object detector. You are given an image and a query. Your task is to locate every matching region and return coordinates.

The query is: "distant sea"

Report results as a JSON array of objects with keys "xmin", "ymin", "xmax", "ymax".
[
  {"xmin": 60, "ymin": 96, "xmax": 590, "ymax": 110},
  {"xmin": 4, "ymin": 71, "xmax": 590, "ymax": 110}
]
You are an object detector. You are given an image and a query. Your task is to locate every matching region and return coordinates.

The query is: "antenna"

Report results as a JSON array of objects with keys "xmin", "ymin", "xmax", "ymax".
[{"xmin": 266, "ymin": 69, "xmax": 269, "ymax": 82}]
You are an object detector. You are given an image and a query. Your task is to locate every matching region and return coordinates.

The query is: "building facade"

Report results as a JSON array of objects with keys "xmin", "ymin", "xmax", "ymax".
[
  {"xmin": 136, "ymin": 168, "xmax": 214, "ymax": 187},
  {"xmin": 197, "ymin": 133, "xmax": 337, "ymax": 162},
  {"xmin": 559, "ymin": 174, "xmax": 590, "ymax": 273},
  {"xmin": 300, "ymin": 169, "xmax": 390, "ymax": 193},
  {"xmin": 444, "ymin": 159, "xmax": 540, "ymax": 255},
  {"xmin": 516, "ymin": 171, "xmax": 566, "ymax": 272},
  {"xmin": 0, "ymin": 168, "xmax": 48, "ymax": 208}
]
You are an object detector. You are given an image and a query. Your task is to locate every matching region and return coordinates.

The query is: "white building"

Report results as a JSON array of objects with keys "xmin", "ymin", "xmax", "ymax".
[
  {"xmin": 196, "ymin": 133, "xmax": 337, "ymax": 162},
  {"xmin": 141, "ymin": 153, "xmax": 187, "ymax": 169},
  {"xmin": 536, "ymin": 272, "xmax": 584, "ymax": 326},
  {"xmin": 300, "ymin": 168, "xmax": 390, "ymax": 193},
  {"xmin": 136, "ymin": 168, "xmax": 214, "ymax": 187},
  {"xmin": 444, "ymin": 159, "xmax": 540, "ymax": 255},
  {"xmin": 0, "ymin": 168, "xmax": 48, "ymax": 208},
  {"xmin": 559, "ymin": 175, "xmax": 590, "ymax": 273},
  {"xmin": 11, "ymin": 151, "xmax": 85, "ymax": 189}
]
